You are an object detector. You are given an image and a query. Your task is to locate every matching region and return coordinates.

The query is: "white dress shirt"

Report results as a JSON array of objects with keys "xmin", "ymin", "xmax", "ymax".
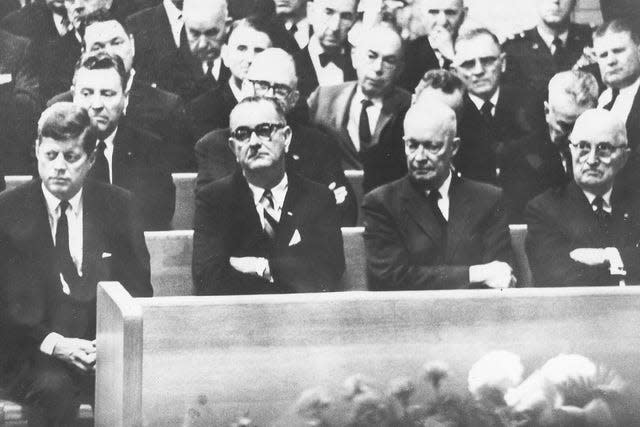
[
  {"xmin": 285, "ymin": 17, "xmax": 311, "ymax": 49},
  {"xmin": 308, "ymin": 36, "xmax": 345, "ymax": 86},
  {"xmin": 347, "ymin": 88, "xmax": 383, "ymax": 152},
  {"xmin": 536, "ymin": 26, "xmax": 568, "ymax": 54},
  {"xmin": 598, "ymin": 76, "xmax": 640, "ymax": 124},
  {"xmin": 469, "ymin": 88, "xmax": 500, "ymax": 117},
  {"xmin": 247, "ymin": 173, "xmax": 288, "ymax": 226},
  {"xmin": 52, "ymin": 12, "xmax": 70, "ymax": 37},
  {"xmin": 163, "ymin": 0, "xmax": 183, "ymax": 48},
  {"xmin": 426, "ymin": 170, "xmax": 452, "ymax": 221},
  {"xmin": 228, "ymin": 79, "xmax": 242, "ymax": 101},
  {"xmin": 40, "ymin": 185, "xmax": 84, "ymax": 354},
  {"xmin": 202, "ymin": 57, "xmax": 222, "ymax": 80},
  {"xmin": 100, "ymin": 128, "xmax": 118, "ymax": 184}
]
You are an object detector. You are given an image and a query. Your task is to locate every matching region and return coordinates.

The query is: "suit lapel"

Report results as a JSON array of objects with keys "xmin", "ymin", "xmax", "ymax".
[
  {"xmin": 563, "ymin": 182, "xmax": 603, "ymax": 247},
  {"xmin": 626, "ymin": 85, "xmax": 640, "ymax": 150},
  {"xmin": 373, "ymin": 88, "xmax": 404, "ymax": 144},
  {"xmin": 81, "ymin": 181, "xmax": 104, "ymax": 292},
  {"xmin": 276, "ymin": 175, "xmax": 301, "ymax": 247},
  {"xmin": 151, "ymin": 5, "xmax": 179, "ymax": 66},
  {"xmin": 401, "ymin": 177, "xmax": 444, "ymax": 245},
  {"xmin": 445, "ymin": 177, "xmax": 474, "ymax": 258},
  {"xmin": 234, "ymin": 172, "xmax": 271, "ymax": 249},
  {"xmin": 335, "ymin": 83, "xmax": 359, "ymax": 158}
]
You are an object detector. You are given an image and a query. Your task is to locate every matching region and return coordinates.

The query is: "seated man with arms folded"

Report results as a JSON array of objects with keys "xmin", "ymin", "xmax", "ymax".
[
  {"xmin": 363, "ymin": 100, "xmax": 516, "ymax": 291},
  {"xmin": 192, "ymin": 97, "xmax": 345, "ymax": 295},
  {"xmin": 0, "ymin": 103, "xmax": 152, "ymax": 427},
  {"xmin": 525, "ymin": 108, "xmax": 640, "ymax": 286}
]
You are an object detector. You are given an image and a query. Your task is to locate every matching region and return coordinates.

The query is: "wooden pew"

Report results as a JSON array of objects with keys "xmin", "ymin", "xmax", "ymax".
[
  {"xmin": 96, "ymin": 283, "xmax": 640, "ymax": 426},
  {"xmin": 509, "ymin": 224, "xmax": 533, "ymax": 287},
  {"xmin": 345, "ymin": 170, "xmax": 364, "ymax": 225},
  {"xmin": 171, "ymin": 172, "xmax": 197, "ymax": 230},
  {"xmin": 4, "ymin": 175, "xmax": 32, "ymax": 192}
]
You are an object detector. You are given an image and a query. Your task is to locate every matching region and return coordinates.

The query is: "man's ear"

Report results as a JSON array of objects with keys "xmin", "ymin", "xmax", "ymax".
[
  {"xmin": 451, "ymin": 136, "xmax": 460, "ymax": 157},
  {"xmin": 288, "ymin": 89, "xmax": 300, "ymax": 111},
  {"xmin": 282, "ymin": 125, "xmax": 292, "ymax": 153},
  {"xmin": 543, "ymin": 100, "xmax": 550, "ymax": 116},
  {"xmin": 129, "ymin": 34, "xmax": 135, "ymax": 57},
  {"xmin": 227, "ymin": 138, "xmax": 237, "ymax": 156},
  {"xmin": 499, "ymin": 52, "xmax": 507, "ymax": 73}
]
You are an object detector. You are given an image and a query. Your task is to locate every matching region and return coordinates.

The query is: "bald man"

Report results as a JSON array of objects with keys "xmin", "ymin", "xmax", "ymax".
[
  {"xmin": 525, "ymin": 109, "xmax": 640, "ymax": 287},
  {"xmin": 362, "ymin": 101, "xmax": 515, "ymax": 291},
  {"xmin": 129, "ymin": 0, "xmax": 231, "ymax": 101}
]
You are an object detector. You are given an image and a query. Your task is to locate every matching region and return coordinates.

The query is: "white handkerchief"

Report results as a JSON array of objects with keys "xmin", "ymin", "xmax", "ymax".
[
  {"xmin": 288, "ymin": 229, "xmax": 301, "ymax": 246},
  {"xmin": 0, "ymin": 74, "xmax": 12, "ymax": 84},
  {"xmin": 102, "ymin": 252, "xmax": 112, "ymax": 258}
]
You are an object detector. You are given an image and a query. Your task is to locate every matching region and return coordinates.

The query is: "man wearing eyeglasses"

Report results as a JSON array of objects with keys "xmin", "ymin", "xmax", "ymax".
[
  {"xmin": 363, "ymin": 100, "xmax": 515, "ymax": 291},
  {"xmin": 525, "ymin": 109, "xmax": 640, "ymax": 287},
  {"xmin": 192, "ymin": 96, "xmax": 345, "ymax": 295},
  {"xmin": 453, "ymin": 28, "xmax": 540, "ymax": 185}
]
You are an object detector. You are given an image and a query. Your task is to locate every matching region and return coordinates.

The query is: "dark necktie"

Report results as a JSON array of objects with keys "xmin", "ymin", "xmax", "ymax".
[
  {"xmin": 359, "ymin": 99, "xmax": 373, "ymax": 149},
  {"xmin": 205, "ymin": 59, "xmax": 216, "ymax": 83},
  {"xmin": 179, "ymin": 24, "xmax": 187, "ymax": 49},
  {"xmin": 480, "ymin": 100, "xmax": 493, "ymax": 125},
  {"xmin": 289, "ymin": 22, "xmax": 298, "ymax": 37},
  {"xmin": 319, "ymin": 51, "xmax": 346, "ymax": 70},
  {"xmin": 55, "ymin": 200, "xmax": 81, "ymax": 293},
  {"xmin": 552, "ymin": 37, "xmax": 564, "ymax": 61},
  {"xmin": 93, "ymin": 140, "xmax": 110, "ymax": 183},
  {"xmin": 428, "ymin": 189, "xmax": 447, "ymax": 226},
  {"xmin": 260, "ymin": 189, "xmax": 279, "ymax": 239},
  {"xmin": 593, "ymin": 196, "xmax": 612, "ymax": 238},
  {"xmin": 603, "ymin": 88, "xmax": 620, "ymax": 111}
]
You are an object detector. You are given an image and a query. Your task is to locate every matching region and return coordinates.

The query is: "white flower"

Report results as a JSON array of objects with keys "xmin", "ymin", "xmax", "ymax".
[
  {"xmin": 467, "ymin": 350, "xmax": 524, "ymax": 401},
  {"xmin": 540, "ymin": 354, "xmax": 597, "ymax": 388}
]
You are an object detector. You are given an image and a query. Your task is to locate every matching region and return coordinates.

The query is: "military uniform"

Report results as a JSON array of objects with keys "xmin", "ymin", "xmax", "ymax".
[{"xmin": 502, "ymin": 23, "xmax": 594, "ymax": 95}]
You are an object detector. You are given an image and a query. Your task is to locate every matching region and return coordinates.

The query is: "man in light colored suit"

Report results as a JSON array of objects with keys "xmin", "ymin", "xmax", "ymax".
[{"xmin": 308, "ymin": 23, "xmax": 410, "ymax": 191}]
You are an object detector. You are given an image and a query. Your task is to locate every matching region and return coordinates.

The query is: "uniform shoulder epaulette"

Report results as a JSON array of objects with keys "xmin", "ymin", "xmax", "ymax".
[{"xmin": 503, "ymin": 30, "xmax": 527, "ymax": 45}]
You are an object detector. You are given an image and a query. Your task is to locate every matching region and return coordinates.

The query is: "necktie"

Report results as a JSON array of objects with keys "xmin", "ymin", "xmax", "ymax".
[
  {"xmin": 319, "ymin": 51, "xmax": 346, "ymax": 70},
  {"xmin": 427, "ymin": 189, "xmax": 447, "ymax": 226},
  {"xmin": 480, "ymin": 100, "xmax": 493, "ymax": 124},
  {"xmin": 592, "ymin": 196, "xmax": 612, "ymax": 238},
  {"xmin": 552, "ymin": 37, "xmax": 564, "ymax": 60},
  {"xmin": 603, "ymin": 88, "xmax": 620, "ymax": 111},
  {"xmin": 92, "ymin": 140, "xmax": 110, "ymax": 183},
  {"xmin": 55, "ymin": 201, "xmax": 81, "ymax": 293},
  {"xmin": 260, "ymin": 189, "xmax": 279, "ymax": 238},
  {"xmin": 205, "ymin": 59, "xmax": 216, "ymax": 83},
  {"xmin": 179, "ymin": 24, "xmax": 187, "ymax": 49},
  {"xmin": 289, "ymin": 22, "xmax": 298, "ymax": 37},
  {"xmin": 359, "ymin": 99, "xmax": 373, "ymax": 149}
]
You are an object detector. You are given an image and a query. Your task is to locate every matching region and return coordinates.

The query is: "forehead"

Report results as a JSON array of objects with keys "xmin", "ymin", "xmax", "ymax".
[
  {"xmin": 39, "ymin": 136, "xmax": 86, "ymax": 152},
  {"xmin": 548, "ymin": 95, "xmax": 586, "ymax": 118},
  {"xmin": 571, "ymin": 121, "xmax": 620, "ymax": 144},
  {"xmin": 75, "ymin": 68, "xmax": 123, "ymax": 90},
  {"xmin": 230, "ymin": 102, "xmax": 281, "ymax": 128},
  {"xmin": 314, "ymin": 0, "xmax": 358, "ymax": 13},
  {"xmin": 594, "ymin": 30, "xmax": 636, "ymax": 49},
  {"xmin": 405, "ymin": 114, "xmax": 453, "ymax": 141},
  {"xmin": 455, "ymin": 34, "xmax": 500, "ymax": 58},
  {"xmin": 246, "ymin": 60, "xmax": 295, "ymax": 85},
  {"xmin": 419, "ymin": 88, "xmax": 464, "ymax": 109},
  {"xmin": 359, "ymin": 29, "xmax": 402, "ymax": 57},
  {"xmin": 227, "ymin": 26, "xmax": 271, "ymax": 47},
  {"xmin": 84, "ymin": 21, "xmax": 129, "ymax": 43},
  {"xmin": 423, "ymin": 0, "xmax": 463, "ymax": 10},
  {"xmin": 183, "ymin": 4, "xmax": 227, "ymax": 30}
]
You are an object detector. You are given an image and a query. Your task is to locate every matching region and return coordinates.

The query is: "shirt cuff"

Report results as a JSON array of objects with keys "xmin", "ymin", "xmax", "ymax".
[
  {"xmin": 40, "ymin": 332, "xmax": 64, "ymax": 355},
  {"xmin": 259, "ymin": 258, "xmax": 274, "ymax": 283},
  {"xmin": 605, "ymin": 247, "xmax": 626, "ymax": 276}
]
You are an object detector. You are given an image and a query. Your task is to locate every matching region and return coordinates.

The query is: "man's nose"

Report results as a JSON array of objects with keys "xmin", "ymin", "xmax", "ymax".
[
  {"xmin": 53, "ymin": 154, "xmax": 67, "ymax": 171},
  {"xmin": 435, "ymin": 11, "xmax": 448, "ymax": 26},
  {"xmin": 471, "ymin": 58, "xmax": 484, "ymax": 74},
  {"xmin": 372, "ymin": 57, "xmax": 384, "ymax": 74},
  {"xmin": 90, "ymin": 95, "xmax": 104, "ymax": 109},
  {"xmin": 326, "ymin": 13, "xmax": 341, "ymax": 31},
  {"xmin": 585, "ymin": 147, "xmax": 599, "ymax": 165}
]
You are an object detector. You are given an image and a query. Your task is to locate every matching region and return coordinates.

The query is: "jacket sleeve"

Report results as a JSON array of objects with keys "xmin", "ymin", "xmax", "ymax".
[{"xmin": 117, "ymin": 193, "xmax": 153, "ymax": 297}]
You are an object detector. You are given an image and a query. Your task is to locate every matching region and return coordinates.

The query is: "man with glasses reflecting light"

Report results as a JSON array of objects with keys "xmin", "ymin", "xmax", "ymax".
[
  {"xmin": 192, "ymin": 96, "xmax": 345, "ymax": 295},
  {"xmin": 525, "ymin": 108, "xmax": 640, "ymax": 287},
  {"xmin": 453, "ymin": 28, "xmax": 540, "ymax": 185},
  {"xmin": 363, "ymin": 100, "xmax": 515, "ymax": 291}
]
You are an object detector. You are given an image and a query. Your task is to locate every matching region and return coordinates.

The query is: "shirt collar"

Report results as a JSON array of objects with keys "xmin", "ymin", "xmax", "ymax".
[
  {"xmin": 247, "ymin": 173, "xmax": 289, "ymax": 210},
  {"xmin": 427, "ymin": 169, "xmax": 452, "ymax": 198},
  {"xmin": 536, "ymin": 26, "xmax": 568, "ymax": 50},
  {"xmin": 163, "ymin": 0, "xmax": 182, "ymax": 23},
  {"xmin": 285, "ymin": 17, "xmax": 308, "ymax": 31},
  {"xmin": 469, "ymin": 88, "xmax": 500, "ymax": 112},
  {"xmin": 101, "ymin": 126, "xmax": 118, "ymax": 149},
  {"xmin": 582, "ymin": 187, "xmax": 613, "ymax": 213},
  {"xmin": 619, "ymin": 74, "xmax": 640, "ymax": 95},
  {"xmin": 42, "ymin": 183, "xmax": 83, "ymax": 217},
  {"xmin": 308, "ymin": 35, "xmax": 343, "ymax": 61},
  {"xmin": 353, "ymin": 85, "xmax": 383, "ymax": 107},
  {"xmin": 228, "ymin": 80, "xmax": 242, "ymax": 101}
]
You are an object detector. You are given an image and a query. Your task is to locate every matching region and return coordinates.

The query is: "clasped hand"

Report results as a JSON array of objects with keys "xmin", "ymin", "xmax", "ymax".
[
  {"xmin": 52, "ymin": 338, "xmax": 96, "ymax": 372},
  {"xmin": 470, "ymin": 260, "xmax": 516, "ymax": 289}
]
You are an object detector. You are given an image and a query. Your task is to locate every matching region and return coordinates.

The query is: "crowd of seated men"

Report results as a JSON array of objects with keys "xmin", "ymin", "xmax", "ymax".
[{"xmin": 0, "ymin": 0, "xmax": 639, "ymax": 424}]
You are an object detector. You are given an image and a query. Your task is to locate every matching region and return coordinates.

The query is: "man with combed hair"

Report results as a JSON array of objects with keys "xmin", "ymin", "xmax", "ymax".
[
  {"xmin": 0, "ymin": 102, "xmax": 152, "ymax": 426},
  {"xmin": 501, "ymin": 70, "xmax": 599, "ymax": 221},
  {"xmin": 502, "ymin": 0, "xmax": 595, "ymax": 94},
  {"xmin": 594, "ymin": 18, "xmax": 640, "ymax": 151},
  {"xmin": 192, "ymin": 97, "xmax": 345, "ymax": 295},
  {"xmin": 363, "ymin": 101, "xmax": 515, "ymax": 291},
  {"xmin": 525, "ymin": 109, "xmax": 640, "ymax": 287}
]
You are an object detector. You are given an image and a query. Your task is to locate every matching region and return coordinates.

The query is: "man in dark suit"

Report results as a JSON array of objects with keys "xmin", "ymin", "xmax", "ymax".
[
  {"xmin": 196, "ymin": 48, "xmax": 357, "ymax": 226},
  {"xmin": 187, "ymin": 15, "xmax": 273, "ymax": 138},
  {"xmin": 362, "ymin": 100, "xmax": 516, "ymax": 291},
  {"xmin": 50, "ymin": 9, "xmax": 196, "ymax": 171},
  {"xmin": 272, "ymin": 0, "xmax": 309, "ymax": 53},
  {"xmin": 0, "ymin": 28, "xmax": 39, "ymax": 174},
  {"xmin": 396, "ymin": 0, "xmax": 467, "ymax": 92},
  {"xmin": 525, "ymin": 109, "xmax": 640, "ymax": 287},
  {"xmin": 453, "ymin": 28, "xmax": 540, "ymax": 185},
  {"xmin": 193, "ymin": 96, "xmax": 344, "ymax": 295},
  {"xmin": 0, "ymin": 103, "xmax": 152, "ymax": 426},
  {"xmin": 72, "ymin": 54, "xmax": 175, "ymax": 230},
  {"xmin": 594, "ymin": 19, "xmax": 640, "ymax": 152},
  {"xmin": 293, "ymin": 0, "xmax": 357, "ymax": 99},
  {"xmin": 501, "ymin": 70, "xmax": 599, "ymax": 222},
  {"xmin": 2, "ymin": 0, "xmax": 69, "ymax": 43},
  {"xmin": 502, "ymin": 0, "xmax": 594, "ymax": 95},
  {"xmin": 308, "ymin": 24, "xmax": 411, "ymax": 191}
]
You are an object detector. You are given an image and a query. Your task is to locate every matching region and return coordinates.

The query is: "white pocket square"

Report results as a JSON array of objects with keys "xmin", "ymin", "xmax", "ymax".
[
  {"xmin": 288, "ymin": 229, "xmax": 301, "ymax": 246},
  {"xmin": 101, "ymin": 252, "xmax": 112, "ymax": 258},
  {"xmin": 0, "ymin": 74, "xmax": 12, "ymax": 84}
]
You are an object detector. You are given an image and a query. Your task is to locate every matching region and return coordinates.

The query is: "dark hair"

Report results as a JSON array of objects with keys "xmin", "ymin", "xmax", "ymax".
[
  {"xmin": 418, "ymin": 69, "xmax": 467, "ymax": 95},
  {"xmin": 224, "ymin": 14, "xmax": 274, "ymax": 45},
  {"xmin": 230, "ymin": 96, "xmax": 287, "ymax": 124},
  {"xmin": 74, "ymin": 53, "xmax": 128, "ymax": 90},
  {"xmin": 456, "ymin": 27, "xmax": 502, "ymax": 51},
  {"xmin": 38, "ymin": 102, "xmax": 98, "ymax": 154},
  {"xmin": 594, "ymin": 18, "xmax": 640, "ymax": 45},
  {"xmin": 82, "ymin": 8, "xmax": 130, "ymax": 35}
]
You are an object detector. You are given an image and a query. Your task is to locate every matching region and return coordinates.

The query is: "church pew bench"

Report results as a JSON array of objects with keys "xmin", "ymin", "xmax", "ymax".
[
  {"xmin": 171, "ymin": 172, "xmax": 197, "ymax": 230},
  {"xmin": 96, "ymin": 283, "xmax": 640, "ymax": 426}
]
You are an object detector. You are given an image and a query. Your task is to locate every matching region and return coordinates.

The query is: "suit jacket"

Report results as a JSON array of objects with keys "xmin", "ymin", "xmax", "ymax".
[
  {"xmin": 623, "ymin": 83, "xmax": 640, "ymax": 152},
  {"xmin": 362, "ymin": 175, "xmax": 514, "ymax": 291},
  {"xmin": 186, "ymin": 81, "xmax": 238, "ymax": 139},
  {"xmin": 456, "ymin": 85, "xmax": 542, "ymax": 185},
  {"xmin": 192, "ymin": 171, "xmax": 345, "ymax": 295},
  {"xmin": 307, "ymin": 81, "xmax": 411, "ymax": 177},
  {"xmin": 525, "ymin": 181, "xmax": 640, "ymax": 287},
  {"xmin": 396, "ymin": 35, "xmax": 440, "ymax": 92},
  {"xmin": 194, "ymin": 121, "xmax": 358, "ymax": 226},
  {"xmin": 87, "ymin": 121, "xmax": 176, "ymax": 231},
  {"xmin": 0, "ymin": 0, "xmax": 18, "ymax": 20},
  {"xmin": 1, "ymin": 1, "xmax": 58, "ymax": 42},
  {"xmin": 293, "ymin": 45, "xmax": 357, "ymax": 100},
  {"xmin": 49, "ymin": 77, "xmax": 197, "ymax": 171},
  {"xmin": 39, "ymin": 30, "xmax": 80, "ymax": 101},
  {"xmin": 0, "ymin": 29, "xmax": 39, "ymax": 175},
  {"xmin": 127, "ymin": 4, "xmax": 230, "ymax": 102},
  {"xmin": 0, "ymin": 179, "xmax": 152, "ymax": 382}
]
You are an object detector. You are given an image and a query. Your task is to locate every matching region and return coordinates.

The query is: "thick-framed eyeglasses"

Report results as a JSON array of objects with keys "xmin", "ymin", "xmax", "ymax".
[
  {"xmin": 249, "ymin": 79, "xmax": 293, "ymax": 98},
  {"xmin": 457, "ymin": 55, "xmax": 500, "ymax": 71},
  {"xmin": 231, "ymin": 122, "xmax": 286, "ymax": 143},
  {"xmin": 569, "ymin": 141, "xmax": 627, "ymax": 160},
  {"xmin": 403, "ymin": 138, "xmax": 445, "ymax": 155}
]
